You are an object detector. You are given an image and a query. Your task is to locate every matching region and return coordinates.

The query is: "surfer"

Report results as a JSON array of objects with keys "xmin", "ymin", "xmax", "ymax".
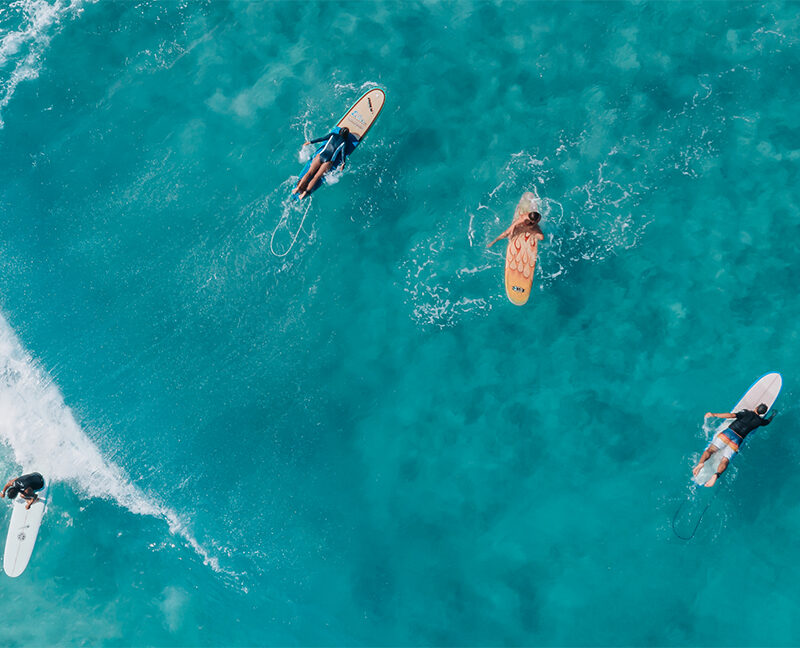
[
  {"xmin": 293, "ymin": 127, "xmax": 354, "ymax": 199},
  {"xmin": 2, "ymin": 472, "xmax": 45, "ymax": 509},
  {"xmin": 692, "ymin": 405, "xmax": 775, "ymax": 487},
  {"xmin": 487, "ymin": 198, "xmax": 544, "ymax": 250}
]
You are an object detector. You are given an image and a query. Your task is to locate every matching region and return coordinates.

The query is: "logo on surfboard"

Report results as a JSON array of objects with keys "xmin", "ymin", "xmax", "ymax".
[{"xmin": 349, "ymin": 110, "xmax": 367, "ymax": 126}]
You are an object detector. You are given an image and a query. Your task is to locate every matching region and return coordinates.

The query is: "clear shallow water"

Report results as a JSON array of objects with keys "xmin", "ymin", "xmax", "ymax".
[{"xmin": 0, "ymin": 0, "xmax": 799, "ymax": 645}]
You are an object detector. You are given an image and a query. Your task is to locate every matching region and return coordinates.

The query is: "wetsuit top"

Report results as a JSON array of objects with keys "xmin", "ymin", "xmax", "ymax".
[
  {"xmin": 13, "ymin": 473, "xmax": 44, "ymax": 493},
  {"xmin": 727, "ymin": 410, "xmax": 772, "ymax": 440},
  {"xmin": 309, "ymin": 131, "xmax": 355, "ymax": 167}
]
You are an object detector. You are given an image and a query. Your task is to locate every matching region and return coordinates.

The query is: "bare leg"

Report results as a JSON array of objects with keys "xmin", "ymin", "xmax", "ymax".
[
  {"xmin": 692, "ymin": 445, "xmax": 717, "ymax": 476},
  {"xmin": 299, "ymin": 161, "xmax": 333, "ymax": 199},
  {"xmin": 704, "ymin": 457, "xmax": 729, "ymax": 488},
  {"xmin": 295, "ymin": 156, "xmax": 324, "ymax": 194}
]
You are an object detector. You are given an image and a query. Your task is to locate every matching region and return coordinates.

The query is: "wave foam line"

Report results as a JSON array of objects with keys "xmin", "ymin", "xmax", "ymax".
[
  {"xmin": 0, "ymin": 0, "xmax": 84, "ymax": 128},
  {"xmin": 0, "ymin": 312, "xmax": 231, "ymax": 576}
]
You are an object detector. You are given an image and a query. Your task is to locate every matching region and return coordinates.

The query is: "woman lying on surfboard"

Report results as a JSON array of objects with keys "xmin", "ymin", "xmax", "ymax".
[
  {"xmin": 292, "ymin": 127, "xmax": 355, "ymax": 199},
  {"xmin": 487, "ymin": 198, "xmax": 544, "ymax": 249}
]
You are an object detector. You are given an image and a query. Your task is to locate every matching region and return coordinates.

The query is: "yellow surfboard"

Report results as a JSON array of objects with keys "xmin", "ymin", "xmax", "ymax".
[{"xmin": 504, "ymin": 192, "xmax": 541, "ymax": 306}]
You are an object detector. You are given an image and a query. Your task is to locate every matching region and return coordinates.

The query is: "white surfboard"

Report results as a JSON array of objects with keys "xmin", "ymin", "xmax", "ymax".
[
  {"xmin": 4, "ymin": 481, "xmax": 48, "ymax": 577},
  {"xmin": 693, "ymin": 372, "xmax": 782, "ymax": 485}
]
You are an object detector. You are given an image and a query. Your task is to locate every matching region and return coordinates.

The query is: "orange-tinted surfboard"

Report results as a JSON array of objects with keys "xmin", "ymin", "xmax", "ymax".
[{"xmin": 503, "ymin": 192, "xmax": 541, "ymax": 306}]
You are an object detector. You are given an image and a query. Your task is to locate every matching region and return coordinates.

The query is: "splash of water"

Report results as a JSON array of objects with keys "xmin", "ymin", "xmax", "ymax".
[
  {"xmin": 0, "ymin": 312, "xmax": 231, "ymax": 576},
  {"xmin": 0, "ymin": 0, "xmax": 85, "ymax": 128}
]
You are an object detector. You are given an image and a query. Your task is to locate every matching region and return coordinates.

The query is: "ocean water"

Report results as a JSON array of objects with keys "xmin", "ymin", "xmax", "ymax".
[{"xmin": 0, "ymin": 0, "xmax": 799, "ymax": 645}]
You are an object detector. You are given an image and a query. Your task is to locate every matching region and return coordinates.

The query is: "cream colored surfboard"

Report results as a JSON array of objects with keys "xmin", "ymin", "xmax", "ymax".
[
  {"xmin": 504, "ymin": 192, "xmax": 541, "ymax": 306},
  {"xmin": 336, "ymin": 88, "xmax": 385, "ymax": 139}
]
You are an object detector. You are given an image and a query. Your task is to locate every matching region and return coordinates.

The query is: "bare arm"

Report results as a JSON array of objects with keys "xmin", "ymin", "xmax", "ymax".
[
  {"xmin": 487, "ymin": 224, "xmax": 515, "ymax": 248},
  {"xmin": 24, "ymin": 493, "xmax": 38, "ymax": 510},
  {"xmin": 1, "ymin": 479, "xmax": 13, "ymax": 498},
  {"xmin": 705, "ymin": 412, "xmax": 736, "ymax": 419}
]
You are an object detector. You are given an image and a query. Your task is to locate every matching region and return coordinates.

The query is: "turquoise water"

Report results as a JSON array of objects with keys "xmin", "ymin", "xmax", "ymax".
[{"xmin": 0, "ymin": 0, "xmax": 799, "ymax": 644}]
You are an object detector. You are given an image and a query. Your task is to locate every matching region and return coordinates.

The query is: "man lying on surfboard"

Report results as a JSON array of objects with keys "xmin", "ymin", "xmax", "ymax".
[
  {"xmin": 692, "ymin": 405, "xmax": 775, "ymax": 487},
  {"xmin": 2, "ymin": 472, "xmax": 45, "ymax": 510},
  {"xmin": 292, "ymin": 127, "xmax": 355, "ymax": 199}
]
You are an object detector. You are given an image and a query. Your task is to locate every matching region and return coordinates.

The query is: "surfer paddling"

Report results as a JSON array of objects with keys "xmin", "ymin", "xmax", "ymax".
[
  {"xmin": 487, "ymin": 194, "xmax": 544, "ymax": 250},
  {"xmin": 293, "ymin": 127, "xmax": 355, "ymax": 199},
  {"xmin": 692, "ymin": 405, "xmax": 775, "ymax": 487},
  {"xmin": 2, "ymin": 472, "xmax": 45, "ymax": 509},
  {"xmin": 488, "ymin": 192, "xmax": 545, "ymax": 305}
]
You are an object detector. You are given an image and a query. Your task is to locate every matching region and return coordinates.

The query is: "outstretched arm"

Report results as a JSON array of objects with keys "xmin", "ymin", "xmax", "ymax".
[
  {"xmin": 307, "ymin": 133, "xmax": 332, "ymax": 145},
  {"xmin": 487, "ymin": 224, "xmax": 515, "ymax": 248},
  {"xmin": 1, "ymin": 479, "xmax": 13, "ymax": 498},
  {"xmin": 705, "ymin": 412, "xmax": 736, "ymax": 419}
]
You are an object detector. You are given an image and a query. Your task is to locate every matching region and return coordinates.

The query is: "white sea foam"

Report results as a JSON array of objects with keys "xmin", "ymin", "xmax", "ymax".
[
  {"xmin": 0, "ymin": 0, "xmax": 85, "ymax": 128},
  {"xmin": 332, "ymin": 79, "xmax": 382, "ymax": 95},
  {"xmin": 0, "ymin": 312, "xmax": 230, "ymax": 576}
]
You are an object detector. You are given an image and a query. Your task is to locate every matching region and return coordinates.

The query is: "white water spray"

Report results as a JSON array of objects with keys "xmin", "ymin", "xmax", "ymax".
[
  {"xmin": 0, "ymin": 0, "xmax": 85, "ymax": 128},
  {"xmin": 0, "ymin": 313, "xmax": 230, "ymax": 575}
]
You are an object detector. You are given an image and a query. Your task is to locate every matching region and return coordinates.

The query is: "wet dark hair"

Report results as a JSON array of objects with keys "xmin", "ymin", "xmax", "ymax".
[
  {"xmin": 6, "ymin": 487, "xmax": 19, "ymax": 499},
  {"xmin": 529, "ymin": 211, "xmax": 542, "ymax": 224},
  {"xmin": 756, "ymin": 403, "xmax": 768, "ymax": 415},
  {"xmin": 339, "ymin": 127, "xmax": 350, "ymax": 139}
]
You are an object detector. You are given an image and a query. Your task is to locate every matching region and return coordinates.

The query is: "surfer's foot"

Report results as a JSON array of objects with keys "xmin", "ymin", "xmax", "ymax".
[
  {"xmin": 704, "ymin": 474, "xmax": 718, "ymax": 488},
  {"xmin": 291, "ymin": 187, "xmax": 299, "ymax": 195},
  {"xmin": 692, "ymin": 461, "xmax": 704, "ymax": 477},
  {"xmin": 299, "ymin": 191, "xmax": 308, "ymax": 199}
]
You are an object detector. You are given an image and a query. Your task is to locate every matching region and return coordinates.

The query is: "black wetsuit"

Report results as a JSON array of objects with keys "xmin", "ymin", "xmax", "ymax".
[
  {"xmin": 13, "ymin": 472, "xmax": 44, "ymax": 494},
  {"xmin": 728, "ymin": 410, "xmax": 773, "ymax": 441}
]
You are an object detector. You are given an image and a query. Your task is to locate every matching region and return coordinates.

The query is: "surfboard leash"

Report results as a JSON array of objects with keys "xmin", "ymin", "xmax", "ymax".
[
  {"xmin": 269, "ymin": 200, "xmax": 312, "ymax": 258},
  {"xmin": 671, "ymin": 488, "xmax": 719, "ymax": 540}
]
